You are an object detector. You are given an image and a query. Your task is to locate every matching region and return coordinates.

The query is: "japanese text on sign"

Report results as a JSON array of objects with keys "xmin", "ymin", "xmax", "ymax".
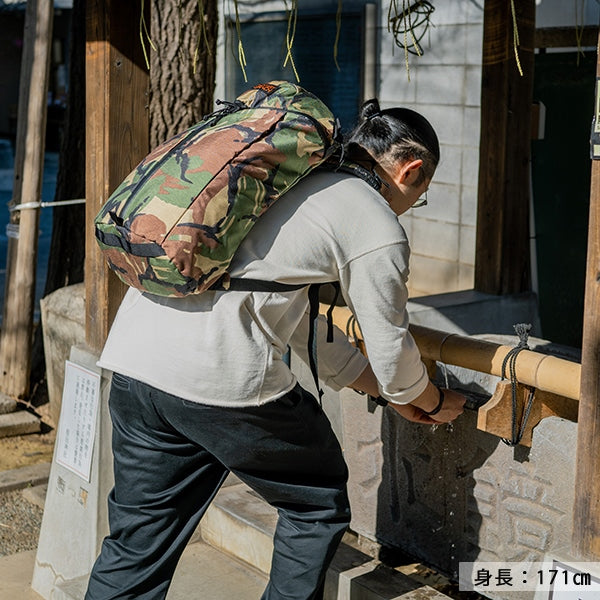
[{"xmin": 55, "ymin": 361, "xmax": 101, "ymax": 482}]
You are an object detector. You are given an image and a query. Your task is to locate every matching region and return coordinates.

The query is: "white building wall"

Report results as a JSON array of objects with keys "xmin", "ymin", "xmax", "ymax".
[{"xmin": 377, "ymin": 1, "xmax": 484, "ymax": 296}]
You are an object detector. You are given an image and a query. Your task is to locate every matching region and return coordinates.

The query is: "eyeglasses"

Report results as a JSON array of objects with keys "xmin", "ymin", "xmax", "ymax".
[{"xmin": 412, "ymin": 191, "xmax": 428, "ymax": 209}]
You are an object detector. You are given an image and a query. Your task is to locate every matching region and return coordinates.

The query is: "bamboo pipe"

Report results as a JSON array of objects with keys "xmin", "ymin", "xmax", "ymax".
[{"xmin": 325, "ymin": 305, "xmax": 581, "ymax": 401}]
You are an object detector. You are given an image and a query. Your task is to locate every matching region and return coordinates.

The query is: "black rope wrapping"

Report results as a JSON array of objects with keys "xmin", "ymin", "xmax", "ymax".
[
  {"xmin": 501, "ymin": 323, "xmax": 535, "ymax": 446},
  {"xmin": 388, "ymin": 0, "xmax": 435, "ymax": 55},
  {"xmin": 345, "ymin": 314, "xmax": 362, "ymax": 349}
]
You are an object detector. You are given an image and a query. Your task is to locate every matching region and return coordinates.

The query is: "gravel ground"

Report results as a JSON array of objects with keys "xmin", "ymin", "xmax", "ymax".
[
  {"xmin": 0, "ymin": 489, "xmax": 44, "ymax": 557},
  {"xmin": 0, "ymin": 398, "xmax": 54, "ymax": 559}
]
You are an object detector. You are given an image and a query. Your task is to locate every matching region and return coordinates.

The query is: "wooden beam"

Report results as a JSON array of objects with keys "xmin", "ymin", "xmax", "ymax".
[
  {"xmin": 0, "ymin": 0, "xmax": 53, "ymax": 399},
  {"xmin": 474, "ymin": 0, "xmax": 535, "ymax": 295},
  {"xmin": 572, "ymin": 33, "xmax": 600, "ymax": 560},
  {"xmin": 85, "ymin": 0, "xmax": 149, "ymax": 351},
  {"xmin": 535, "ymin": 26, "xmax": 599, "ymax": 49}
]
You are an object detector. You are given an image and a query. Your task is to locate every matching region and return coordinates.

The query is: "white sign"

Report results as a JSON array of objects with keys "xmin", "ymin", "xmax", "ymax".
[{"xmin": 55, "ymin": 361, "xmax": 101, "ymax": 482}]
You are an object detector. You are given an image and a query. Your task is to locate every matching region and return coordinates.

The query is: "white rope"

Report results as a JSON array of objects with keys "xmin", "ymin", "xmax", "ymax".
[{"xmin": 9, "ymin": 198, "xmax": 86, "ymax": 211}]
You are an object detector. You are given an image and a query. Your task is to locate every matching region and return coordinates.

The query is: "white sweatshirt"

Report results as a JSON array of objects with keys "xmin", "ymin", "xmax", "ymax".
[{"xmin": 98, "ymin": 170, "xmax": 429, "ymax": 407}]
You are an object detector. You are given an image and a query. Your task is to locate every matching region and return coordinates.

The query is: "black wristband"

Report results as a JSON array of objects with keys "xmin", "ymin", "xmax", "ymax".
[
  {"xmin": 422, "ymin": 387, "xmax": 445, "ymax": 416},
  {"xmin": 369, "ymin": 395, "xmax": 389, "ymax": 407}
]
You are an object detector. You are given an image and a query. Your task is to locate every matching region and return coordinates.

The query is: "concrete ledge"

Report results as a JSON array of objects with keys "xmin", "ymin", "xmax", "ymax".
[
  {"xmin": 0, "ymin": 392, "xmax": 17, "ymax": 415},
  {"xmin": 201, "ymin": 483, "xmax": 452, "ymax": 600},
  {"xmin": 0, "ymin": 410, "xmax": 41, "ymax": 438},
  {"xmin": 47, "ymin": 541, "xmax": 268, "ymax": 600},
  {"xmin": 201, "ymin": 483, "xmax": 277, "ymax": 574},
  {"xmin": 0, "ymin": 462, "xmax": 50, "ymax": 493},
  {"xmin": 407, "ymin": 289, "xmax": 541, "ymax": 336},
  {"xmin": 14, "ymin": 478, "xmax": 451, "ymax": 599},
  {"xmin": 21, "ymin": 483, "xmax": 48, "ymax": 509},
  {"xmin": 52, "ymin": 576, "xmax": 88, "ymax": 600}
]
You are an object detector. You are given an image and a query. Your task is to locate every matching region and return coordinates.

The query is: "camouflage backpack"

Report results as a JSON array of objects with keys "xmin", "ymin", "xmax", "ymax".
[{"xmin": 94, "ymin": 81, "xmax": 340, "ymax": 297}]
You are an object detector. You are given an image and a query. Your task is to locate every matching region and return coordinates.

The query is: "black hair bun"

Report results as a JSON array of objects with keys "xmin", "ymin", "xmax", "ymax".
[{"xmin": 360, "ymin": 99, "xmax": 381, "ymax": 121}]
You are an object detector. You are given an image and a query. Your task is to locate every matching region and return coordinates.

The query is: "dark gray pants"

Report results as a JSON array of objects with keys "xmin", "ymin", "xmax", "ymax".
[{"xmin": 85, "ymin": 374, "xmax": 350, "ymax": 600}]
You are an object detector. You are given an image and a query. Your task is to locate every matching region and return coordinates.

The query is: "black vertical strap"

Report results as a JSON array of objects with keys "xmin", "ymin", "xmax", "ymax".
[
  {"xmin": 307, "ymin": 284, "xmax": 324, "ymax": 402},
  {"xmin": 306, "ymin": 282, "xmax": 340, "ymax": 403},
  {"xmin": 325, "ymin": 282, "xmax": 340, "ymax": 343}
]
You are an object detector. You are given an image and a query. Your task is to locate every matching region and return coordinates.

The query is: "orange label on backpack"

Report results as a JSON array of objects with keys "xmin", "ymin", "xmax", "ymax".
[{"xmin": 253, "ymin": 83, "xmax": 277, "ymax": 94}]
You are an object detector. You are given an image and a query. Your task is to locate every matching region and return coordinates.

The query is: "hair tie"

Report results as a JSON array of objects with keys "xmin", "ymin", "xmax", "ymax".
[{"xmin": 366, "ymin": 111, "xmax": 382, "ymax": 121}]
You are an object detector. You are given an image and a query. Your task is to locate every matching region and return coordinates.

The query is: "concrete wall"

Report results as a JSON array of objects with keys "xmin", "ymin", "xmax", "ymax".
[
  {"xmin": 380, "ymin": 2, "xmax": 484, "ymax": 297},
  {"xmin": 40, "ymin": 283, "xmax": 86, "ymax": 426},
  {"xmin": 340, "ymin": 388, "xmax": 576, "ymax": 600}
]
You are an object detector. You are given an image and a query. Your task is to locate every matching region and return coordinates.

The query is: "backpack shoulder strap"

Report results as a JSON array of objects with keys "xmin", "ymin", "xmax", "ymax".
[{"xmin": 319, "ymin": 159, "xmax": 385, "ymax": 194}]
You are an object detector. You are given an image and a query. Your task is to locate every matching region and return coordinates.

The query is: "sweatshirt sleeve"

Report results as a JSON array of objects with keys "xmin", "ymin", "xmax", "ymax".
[
  {"xmin": 288, "ymin": 310, "xmax": 369, "ymax": 391},
  {"xmin": 340, "ymin": 241, "xmax": 429, "ymax": 404}
]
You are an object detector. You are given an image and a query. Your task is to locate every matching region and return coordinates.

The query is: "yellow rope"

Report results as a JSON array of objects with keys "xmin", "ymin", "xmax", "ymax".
[
  {"xmin": 333, "ymin": 0, "xmax": 342, "ymax": 71},
  {"xmin": 233, "ymin": 0, "xmax": 248, "ymax": 82},
  {"xmin": 283, "ymin": 0, "xmax": 300, "ymax": 82},
  {"xmin": 139, "ymin": 0, "xmax": 157, "ymax": 71},
  {"xmin": 510, "ymin": 0, "xmax": 523, "ymax": 76},
  {"xmin": 193, "ymin": 0, "xmax": 213, "ymax": 74},
  {"xmin": 401, "ymin": 0, "xmax": 411, "ymax": 81},
  {"xmin": 407, "ymin": 0, "xmax": 422, "ymax": 57}
]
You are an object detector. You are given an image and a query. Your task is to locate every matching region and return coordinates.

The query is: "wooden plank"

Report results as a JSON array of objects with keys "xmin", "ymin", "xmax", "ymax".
[
  {"xmin": 0, "ymin": 0, "xmax": 53, "ymax": 399},
  {"xmin": 572, "ymin": 32, "xmax": 600, "ymax": 560},
  {"xmin": 85, "ymin": 0, "xmax": 149, "ymax": 351},
  {"xmin": 474, "ymin": 0, "xmax": 535, "ymax": 295},
  {"xmin": 535, "ymin": 26, "xmax": 599, "ymax": 49},
  {"xmin": 477, "ymin": 381, "xmax": 578, "ymax": 447}
]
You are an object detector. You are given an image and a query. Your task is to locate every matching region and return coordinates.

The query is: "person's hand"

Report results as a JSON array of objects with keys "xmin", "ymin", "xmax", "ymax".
[
  {"xmin": 388, "ymin": 402, "xmax": 442, "ymax": 424},
  {"xmin": 424, "ymin": 388, "xmax": 466, "ymax": 423},
  {"xmin": 389, "ymin": 383, "xmax": 466, "ymax": 424}
]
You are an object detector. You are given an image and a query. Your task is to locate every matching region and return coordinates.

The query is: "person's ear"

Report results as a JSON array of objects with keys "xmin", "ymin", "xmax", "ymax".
[{"xmin": 395, "ymin": 159, "xmax": 423, "ymax": 186}]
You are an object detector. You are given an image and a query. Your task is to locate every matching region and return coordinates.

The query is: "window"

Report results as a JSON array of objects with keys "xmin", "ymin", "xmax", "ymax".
[{"xmin": 226, "ymin": 10, "xmax": 364, "ymax": 132}]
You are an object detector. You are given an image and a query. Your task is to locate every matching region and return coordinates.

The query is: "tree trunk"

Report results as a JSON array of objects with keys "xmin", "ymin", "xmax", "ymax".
[{"xmin": 149, "ymin": 0, "xmax": 218, "ymax": 147}]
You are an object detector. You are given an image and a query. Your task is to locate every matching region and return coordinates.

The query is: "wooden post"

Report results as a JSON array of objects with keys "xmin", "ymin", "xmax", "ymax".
[
  {"xmin": 474, "ymin": 0, "xmax": 535, "ymax": 295},
  {"xmin": 572, "ymin": 34, "xmax": 600, "ymax": 560},
  {"xmin": 0, "ymin": 0, "xmax": 53, "ymax": 399},
  {"xmin": 85, "ymin": 0, "xmax": 149, "ymax": 351}
]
